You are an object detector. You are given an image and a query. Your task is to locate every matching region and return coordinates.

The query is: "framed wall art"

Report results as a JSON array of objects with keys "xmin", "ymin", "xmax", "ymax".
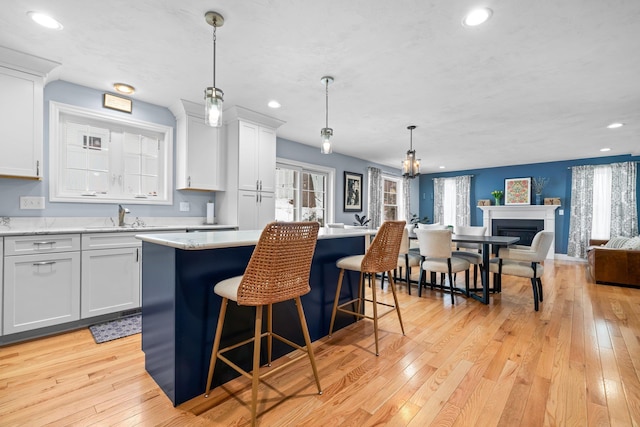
[
  {"xmin": 505, "ymin": 177, "xmax": 531, "ymax": 205},
  {"xmin": 344, "ymin": 171, "xmax": 362, "ymax": 212}
]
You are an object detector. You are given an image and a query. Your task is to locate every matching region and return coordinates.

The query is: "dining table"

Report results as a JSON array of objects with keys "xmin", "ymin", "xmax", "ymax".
[{"xmin": 450, "ymin": 234, "xmax": 520, "ymax": 304}]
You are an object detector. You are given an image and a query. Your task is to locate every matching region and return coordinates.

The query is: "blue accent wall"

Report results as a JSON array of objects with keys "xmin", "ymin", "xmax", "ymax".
[
  {"xmin": 0, "ymin": 81, "xmax": 213, "ymax": 218},
  {"xmin": 419, "ymin": 155, "xmax": 640, "ymax": 254},
  {"xmin": 276, "ymin": 137, "xmax": 418, "ymax": 225}
]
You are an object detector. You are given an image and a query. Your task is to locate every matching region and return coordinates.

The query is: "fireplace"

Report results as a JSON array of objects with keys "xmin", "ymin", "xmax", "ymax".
[
  {"xmin": 478, "ymin": 205, "xmax": 559, "ymax": 259},
  {"xmin": 492, "ymin": 219, "xmax": 544, "ymax": 246}
]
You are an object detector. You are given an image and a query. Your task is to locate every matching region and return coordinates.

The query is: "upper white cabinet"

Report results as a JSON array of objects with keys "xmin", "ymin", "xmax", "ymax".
[
  {"xmin": 170, "ymin": 99, "xmax": 225, "ymax": 191},
  {"xmin": 237, "ymin": 122, "xmax": 276, "ymax": 193},
  {"xmin": 0, "ymin": 47, "xmax": 59, "ymax": 179}
]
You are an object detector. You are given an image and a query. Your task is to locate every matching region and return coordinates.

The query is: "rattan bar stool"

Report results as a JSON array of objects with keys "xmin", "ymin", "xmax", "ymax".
[
  {"xmin": 204, "ymin": 221, "xmax": 322, "ymax": 426},
  {"xmin": 328, "ymin": 220, "xmax": 406, "ymax": 356}
]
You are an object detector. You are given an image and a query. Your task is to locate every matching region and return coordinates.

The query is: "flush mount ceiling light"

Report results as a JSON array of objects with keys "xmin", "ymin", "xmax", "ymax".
[
  {"xmin": 268, "ymin": 100, "xmax": 281, "ymax": 109},
  {"xmin": 113, "ymin": 83, "xmax": 135, "ymax": 95},
  {"xmin": 320, "ymin": 76, "xmax": 334, "ymax": 154},
  {"xmin": 463, "ymin": 8, "xmax": 492, "ymax": 27},
  {"xmin": 402, "ymin": 125, "xmax": 421, "ymax": 178},
  {"xmin": 27, "ymin": 11, "xmax": 63, "ymax": 30},
  {"xmin": 204, "ymin": 11, "xmax": 224, "ymax": 127},
  {"xmin": 607, "ymin": 122, "xmax": 624, "ymax": 129}
]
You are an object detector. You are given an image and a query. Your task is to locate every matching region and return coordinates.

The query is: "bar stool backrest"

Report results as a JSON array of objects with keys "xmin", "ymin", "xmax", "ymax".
[
  {"xmin": 361, "ymin": 220, "xmax": 406, "ymax": 273},
  {"xmin": 237, "ymin": 221, "xmax": 320, "ymax": 306}
]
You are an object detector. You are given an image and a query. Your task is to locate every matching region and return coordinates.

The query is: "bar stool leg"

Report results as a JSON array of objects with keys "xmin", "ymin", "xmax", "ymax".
[
  {"xmin": 205, "ymin": 297, "xmax": 228, "ymax": 397},
  {"xmin": 295, "ymin": 297, "xmax": 322, "ymax": 394},
  {"xmin": 356, "ymin": 272, "xmax": 364, "ymax": 317},
  {"xmin": 267, "ymin": 304, "xmax": 273, "ymax": 366},
  {"xmin": 328, "ymin": 269, "xmax": 345, "ymax": 337},
  {"xmin": 251, "ymin": 305, "xmax": 263, "ymax": 426},
  {"xmin": 370, "ymin": 272, "xmax": 380, "ymax": 356},
  {"xmin": 387, "ymin": 273, "xmax": 405, "ymax": 335}
]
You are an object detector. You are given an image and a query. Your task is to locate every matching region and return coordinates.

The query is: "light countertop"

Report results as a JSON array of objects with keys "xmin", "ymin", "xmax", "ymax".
[{"xmin": 136, "ymin": 227, "xmax": 375, "ymax": 250}]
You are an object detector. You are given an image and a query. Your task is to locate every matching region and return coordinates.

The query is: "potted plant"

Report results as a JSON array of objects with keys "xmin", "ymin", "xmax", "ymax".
[
  {"xmin": 353, "ymin": 213, "xmax": 371, "ymax": 227},
  {"xmin": 532, "ymin": 177, "xmax": 549, "ymax": 205},
  {"xmin": 491, "ymin": 190, "xmax": 503, "ymax": 206}
]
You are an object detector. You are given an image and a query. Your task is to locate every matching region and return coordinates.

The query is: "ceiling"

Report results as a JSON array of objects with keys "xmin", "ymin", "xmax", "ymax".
[{"xmin": 1, "ymin": 0, "xmax": 639, "ymax": 173}]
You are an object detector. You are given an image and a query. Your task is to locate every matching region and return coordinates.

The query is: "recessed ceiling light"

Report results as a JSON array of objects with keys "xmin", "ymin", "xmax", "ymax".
[
  {"xmin": 607, "ymin": 122, "xmax": 624, "ymax": 129},
  {"xmin": 268, "ymin": 100, "xmax": 281, "ymax": 109},
  {"xmin": 463, "ymin": 8, "xmax": 492, "ymax": 27},
  {"xmin": 113, "ymin": 83, "xmax": 135, "ymax": 95},
  {"xmin": 27, "ymin": 11, "xmax": 63, "ymax": 30},
  {"xmin": 439, "ymin": 165, "xmax": 446, "ymax": 169},
  {"xmin": 600, "ymin": 148, "xmax": 611, "ymax": 152}
]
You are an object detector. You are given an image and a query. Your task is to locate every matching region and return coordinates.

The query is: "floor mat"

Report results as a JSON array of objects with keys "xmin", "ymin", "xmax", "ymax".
[{"xmin": 89, "ymin": 314, "xmax": 141, "ymax": 344}]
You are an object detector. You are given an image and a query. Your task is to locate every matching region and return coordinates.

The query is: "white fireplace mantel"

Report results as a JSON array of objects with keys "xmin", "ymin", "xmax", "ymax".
[{"xmin": 478, "ymin": 205, "xmax": 559, "ymax": 258}]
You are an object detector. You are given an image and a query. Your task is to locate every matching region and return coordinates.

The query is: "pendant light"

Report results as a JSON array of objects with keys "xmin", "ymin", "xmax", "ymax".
[
  {"xmin": 320, "ymin": 76, "xmax": 334, "ymax": 154},
  {"xmin": 402, "ymin": 125, "xmax": 420, "ymax": 178},
  {"xmin": 204, "ymin": 11, "xmax": 224, "ymax": 127}
]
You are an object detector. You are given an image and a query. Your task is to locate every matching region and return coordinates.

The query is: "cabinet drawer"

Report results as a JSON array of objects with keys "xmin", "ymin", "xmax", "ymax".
[
  {"xmin": 4, "ymin": 234, "xmax": 80, "ymax": 255},
  {"xmin": 82, "ymin": 232, "xmax": 141, "ymax": 250}
]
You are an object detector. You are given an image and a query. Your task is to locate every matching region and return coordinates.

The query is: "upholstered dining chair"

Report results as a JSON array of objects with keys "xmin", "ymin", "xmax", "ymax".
[
  {"xmin": 204, "ymin": 221, "xmax": 321, "ymax": 426},
  {"xmin": 417, "ymin": 222, "xmax": 447, "ymax": 230},
  {"xmin": 395, "ymin": 226, "xmax": 421, "ymax": 294},
  {"xmin": 453, "ymin": 225, "xmax": 487, "ymax": 289},
  {"xmin": 415, "ymin": 228, "xmax": 470, "ymax": 304},
  {"xmin": 488, "ymin": 230, "xmax": 554, "ymax": 311},
  {"xmin": 329, "ymin": 220, "xmax": 406, "ymax": 356}
]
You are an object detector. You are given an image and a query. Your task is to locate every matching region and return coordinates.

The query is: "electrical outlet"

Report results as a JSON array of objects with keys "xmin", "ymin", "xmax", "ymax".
[
  {"xmin": 558, "ymin": 209, "xmax": 564, "ymax": 216},
  {"xmin": 20, "ymin": 196, "xmax": 45, "ymax": 210},
  {"xmin": 179, "ymin": 202, "xmax": 190, "ymax": 212}
]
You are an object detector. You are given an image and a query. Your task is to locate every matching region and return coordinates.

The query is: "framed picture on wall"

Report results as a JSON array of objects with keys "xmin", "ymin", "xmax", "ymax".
[
  {"xmin": 344, "ymin": 171, "xmax": 363, "ymax": 212},
  {"xmin": 505, "ymin": 177, "xmax": 532, "ymax": 205}
]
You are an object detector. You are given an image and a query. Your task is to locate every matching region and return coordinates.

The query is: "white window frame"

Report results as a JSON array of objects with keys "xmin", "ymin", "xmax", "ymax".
[
  {"xmin": 49, "ymin": 101, "xmax": 173, "ymax": 205},
  {"xmin": 276, "ymin": 158, "xmax": 335, "ymax": 224},
  {"xmin": 381, "ymin": 174, "xmax": 404, "ymax": 221}
]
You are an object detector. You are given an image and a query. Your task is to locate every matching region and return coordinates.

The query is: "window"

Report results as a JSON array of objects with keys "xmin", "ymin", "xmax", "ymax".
[
  {"xmin": 382, "ymin": 175, "xmax": 404, "ymax": 221},
  {"xmin": 442, "ymin": 178, "xmax": 457, "ymax": 226},
  {"xmin": 275, "ymin": 159, "xmax": 335, "ymax": 226},
  {"xmin": 49, "ymin": 102, "xmax": 173, "ymax": 204},
  {"xmin": 591, "ymin": 165, "xmax": 612, "ymax": 239}
]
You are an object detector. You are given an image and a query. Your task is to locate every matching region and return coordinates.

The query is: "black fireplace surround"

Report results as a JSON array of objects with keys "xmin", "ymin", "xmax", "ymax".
[{"xmin": 492, "ymin": 219, "xmax": 544, "ymax": 247}]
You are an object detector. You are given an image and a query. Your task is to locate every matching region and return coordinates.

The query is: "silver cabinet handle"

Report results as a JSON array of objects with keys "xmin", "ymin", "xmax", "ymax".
[
  {"xmin": 33, "ymin": 261, "xmax": 56, "ymax": 266},
  {"xmin": 33, "ymin": 241, "xmax": 55, "ymax": 246},
  {"xmin": 256, "ymin": 180, "xmax": 259, "ymax": 191}
]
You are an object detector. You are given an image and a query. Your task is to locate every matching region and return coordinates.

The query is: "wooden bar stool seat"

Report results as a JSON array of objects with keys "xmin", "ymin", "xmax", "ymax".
[
  {"xmin": 328, "ymin": 220, "xmax": 406, "ymax": 356},
  {"xmin": 204, "ymin": 221, "xmax": 322, "ymax": 426}
]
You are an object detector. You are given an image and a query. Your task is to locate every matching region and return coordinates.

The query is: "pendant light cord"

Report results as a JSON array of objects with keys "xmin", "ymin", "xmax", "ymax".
[
  {"xmin": 212, "ymin": 18, "xmax": 217, "ymax": 87},
  {"xmin": 325, "ymin": 79, "xmax": 329, "ymax": 128}
]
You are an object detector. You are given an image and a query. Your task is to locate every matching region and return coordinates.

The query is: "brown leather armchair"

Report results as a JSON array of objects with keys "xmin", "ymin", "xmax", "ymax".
[{"xmin": 587, "ymin": 239, "xmax": 640, "ymax": 287}]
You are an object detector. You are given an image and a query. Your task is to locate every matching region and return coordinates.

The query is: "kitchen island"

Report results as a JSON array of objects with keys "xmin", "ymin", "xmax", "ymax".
[{"xmin": 137, "ymin": 227, "xmax": 374, "ymax": 406}]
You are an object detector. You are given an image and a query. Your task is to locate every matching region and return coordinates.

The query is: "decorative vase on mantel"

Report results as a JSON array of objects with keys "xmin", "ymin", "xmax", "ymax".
[
  {"xmin": 535, "ymin": 194, "xmax": 542, "ymax": 205},
  {"xmin": 494, "ymin": 197, "xmax": 501, "ymax": 206}
]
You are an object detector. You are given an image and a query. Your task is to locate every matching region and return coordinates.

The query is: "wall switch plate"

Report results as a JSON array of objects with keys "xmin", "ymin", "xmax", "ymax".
[
  {"xmin": 20, "ymin": 196, "xmax": 45, "ymax": 210},
  {"xmin": 179, "ymin": 202, "xmax": 190, "ymax": 212}
]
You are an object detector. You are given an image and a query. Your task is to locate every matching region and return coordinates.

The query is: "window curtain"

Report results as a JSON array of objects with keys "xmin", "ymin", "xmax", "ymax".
[
  {"xmin": 433, "ymin": 177, "xmax": 445, "ymax": 225},
  {"xmin": 455, "ymin": 175, "xmax": 472, "ymax": 226},
  {"xmin": 567, "ymin": 165, "xmax": 595, "ymax": 258},
  {"xmin": 368, "ymin": 167, "xmax": 382, "ymax": 228},
  {"xmin": 610, "ymin": 161, "xmax": 638, "ymax": 237},
  {"xmin": 403, "ymin": 176, "xmax": 412, "ymax": 223}
]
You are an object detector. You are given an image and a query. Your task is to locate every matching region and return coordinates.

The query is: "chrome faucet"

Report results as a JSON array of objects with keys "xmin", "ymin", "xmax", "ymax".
[{"xmin": 118, "ymin": 204, "xmax": 130, "ymax": 227}]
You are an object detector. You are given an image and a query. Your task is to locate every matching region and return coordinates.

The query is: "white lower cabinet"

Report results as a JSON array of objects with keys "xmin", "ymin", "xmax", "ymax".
[
  {"xmin": 81, "ymin": 233, "xmax": 141, "ymax": 318},
  {"xmin": 238, "ymin": 190, "xmax": 275, "ymax": 230},
  {"xmin": 3, "ymin": 242, "xmax": 81, "ymax": 335}
]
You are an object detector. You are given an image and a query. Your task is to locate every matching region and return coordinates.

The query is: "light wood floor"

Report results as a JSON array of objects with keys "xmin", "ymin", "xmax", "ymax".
[{"xmin": 1, "ymin": 259, "xmax": 640, "ymax": 426}]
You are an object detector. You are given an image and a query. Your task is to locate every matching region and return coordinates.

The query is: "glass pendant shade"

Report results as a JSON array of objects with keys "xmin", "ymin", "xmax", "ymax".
[
  {"xmin": 321, "ymin": 127, "xmax": 333, "ymax": 154},
  {"xmin": 204, "ymin": 87, "xmax": 224, "ymax": 127}
]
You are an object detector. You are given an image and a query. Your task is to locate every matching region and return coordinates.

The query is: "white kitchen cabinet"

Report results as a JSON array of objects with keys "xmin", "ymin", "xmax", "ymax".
[
  {"xmin": 217, "ymin": 106, "xmax": 284, "ymax": 229},
  {"xmin": 81, "ymin": 233, "xmax": 141, "ymax": 318},
  {"xmin": 0, "ymin": 48, "xmax": 58, "ymax": 179},
  {"xmin": 238, "ymin": 191, "xmax": 276, "ymax": 230},
  {"xmin": 3, "ymin": 235, "xmax": 81, "ymax": 335},
  {"xmin": 170, "ymin": 99, "xmax": 225, "ymax": 191}
]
